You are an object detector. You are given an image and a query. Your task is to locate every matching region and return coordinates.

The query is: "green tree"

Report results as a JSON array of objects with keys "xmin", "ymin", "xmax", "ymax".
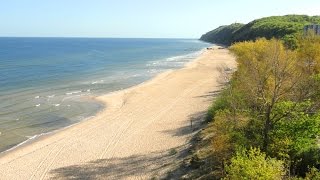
[
  {"xmin": 193, "ymin": 35, "xmax": 320, "ymax": 179},
  {"xmin": 305, "ymin": 167, "xmax": 320, "ymax": 180},
  {"xmin": 224, "ymin": 147, "xmax": 285, "ymax": 180},
  {"xmin": 211, "ymin": 110, "xmax": 250, "ymax": 163},
  {"xmin": 295, "ymin": 33, "xmax": 320, "ymax": 106},
  {"xmin": 230, "ymin": 38, "xmax": 300, "ymax": 152},
  {"xmin": 200, "ymin": 15, "xmax": 320, "ymax": 46},
  {"xmin": 269, "ymin": 101, "xmax": 320, "ymax": 175}
]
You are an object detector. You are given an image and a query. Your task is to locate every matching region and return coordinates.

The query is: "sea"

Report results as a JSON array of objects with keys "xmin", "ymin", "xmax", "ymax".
[{"xmin": 0, "ymin": 37, "xmax": 210, "ymax": 152}]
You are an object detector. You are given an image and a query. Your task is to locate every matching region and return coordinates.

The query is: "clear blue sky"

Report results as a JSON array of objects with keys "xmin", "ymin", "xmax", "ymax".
[{"xmin": 1, "ymin": 0, "xmax": 319, "ymax": 38}]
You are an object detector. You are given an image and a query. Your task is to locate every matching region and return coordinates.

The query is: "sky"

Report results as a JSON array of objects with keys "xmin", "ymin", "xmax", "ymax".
[{"xmin": 1, "ymin": 0, "xmax": 320, "ymax": 38}]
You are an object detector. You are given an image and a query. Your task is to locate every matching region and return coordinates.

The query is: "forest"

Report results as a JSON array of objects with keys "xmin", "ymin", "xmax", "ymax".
[
  {"xmin": 187, "ymin": 32, "xmax": 320, "ymax": 179},
  {"xmin": 200, "ymin": 15, "xmax": 320, "ymax": 49}
]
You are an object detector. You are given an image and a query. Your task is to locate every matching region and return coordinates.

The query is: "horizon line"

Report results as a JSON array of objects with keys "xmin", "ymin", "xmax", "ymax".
[{"xmin": 0, "ymin": 36, "xmax": 200, "ymax": 40}]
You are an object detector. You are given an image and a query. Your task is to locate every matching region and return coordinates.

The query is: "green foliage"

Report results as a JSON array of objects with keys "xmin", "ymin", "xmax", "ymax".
[
  {"xmin": 282, "ymin": 34, "xmax": 299, "ymax": 49},
  {"xmin": 200, "ymin": 23, "xmax": 244, "ymax": 45},
  {"xmin": 200, "ymin": 15, "xmax": 320, "ymax": 48},
  {"xmin": 295, "ymin": 149, "xmax": 320, "ymax": 177},
  {"xmin": 206, "ymin": 93, "xmax": 230, "ymax": 122},
  {"xmin": 268, "ymin": 101, "xmax": 320, "ymax": 175},
  {"xmin": 230, "ymin": 38, "xmax": 299, "ymax": 124},
  {"xmin": 195, "ymin": 34, "xmax": 320, "ymax": 179},
  {"xmin": 224, "ymin": 147, "xmax": 285, "ymax": 180},
  {"xmin": 297, "ymin": 33, "xmax": 320, "ymax": 74},
  {"xmin": 270, "ymin": 101, "xmax": 320, "ymax": 157},
  {"xmin": 228, "ymin": 38, "xmax": 320, "ymax": 176},
  {"xmin": 211, "ymin": 110, "xmax": 250, "ymax": 160},
  {"xmin": 305, "ymin": 167, "xmax": 320, "ymax": 180},
  {"xmin": 206, "ymin": 89, "xmax": 236, "ymax": 122},
  {"xmin": 207, "ymin": 80, "xmax": 248, "ymax": 122}
]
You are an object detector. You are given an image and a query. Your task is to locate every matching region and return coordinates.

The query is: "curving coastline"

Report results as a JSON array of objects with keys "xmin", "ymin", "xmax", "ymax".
[{"xmin": 0, "ymin": 46, "xmax": 236, "ymax": 179}]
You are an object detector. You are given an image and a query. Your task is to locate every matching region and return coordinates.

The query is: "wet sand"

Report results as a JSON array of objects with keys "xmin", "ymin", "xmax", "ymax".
[{"xmin": 0, "ymin": 46, "xmax": 236, "ymax": 179}]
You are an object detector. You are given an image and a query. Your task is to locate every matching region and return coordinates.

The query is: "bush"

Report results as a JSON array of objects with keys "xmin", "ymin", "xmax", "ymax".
[
  {"xmin": 305, "ymin": 167, "xmax": 320, "ymax": 180},
  {"xmin": 224, "ymin": 148, "xmax": 285, "ymax": 180},
  {"xmin": 206, "ymin": 94, "xmax": 230, "ymax": 122}
]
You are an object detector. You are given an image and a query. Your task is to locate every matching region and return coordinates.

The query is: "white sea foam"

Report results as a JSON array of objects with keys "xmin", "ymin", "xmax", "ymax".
[
  {"xmin": 25, "ymin": 135, "xmax": 36, "ymax": 139},
  {"xmin": 0, "ymin": 43, "xmax": 207, "ymax": 154},
  {"xmin": 131, "ymin": 74, "xmax": 143, "ymax": 77},
  {"xmin": 146, "ymin": 50, "xmax": 203, "ymax": 68},
  {"xmin": 1, "ymin": 114, "xmax": 99, "ymax": 155},
  {"xmin": 1, "ymin": 132, "xmax": 52, "ymax": 154},
  {"xmin": 66, "ymin": 91, "xmax": 81, "ymax": 95},
  {"xmin": 62, "ymin": 94, "xmax": 82, "ymax": 102},
  {"xmin": 91, "ymin": 80, "xmax": 104, "ymax": 84},
  {"xmin": 147, "ymin": 69, "xmax": 162, "ymax": 74}
]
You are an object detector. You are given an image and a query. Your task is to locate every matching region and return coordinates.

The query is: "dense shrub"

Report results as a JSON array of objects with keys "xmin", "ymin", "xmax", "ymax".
[
  {"xmin": 199, "ymin": 35, "xmax": 320, "ymax": 178},
  {"xmin": 224, "ymin": 148, "xmax": 285, "ymax": 180}
]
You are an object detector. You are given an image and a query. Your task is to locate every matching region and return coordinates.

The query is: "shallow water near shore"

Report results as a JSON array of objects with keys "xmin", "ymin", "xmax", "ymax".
[{"xmin": 0, "ymin": 38, "xmax": 210, "ymax": 152}]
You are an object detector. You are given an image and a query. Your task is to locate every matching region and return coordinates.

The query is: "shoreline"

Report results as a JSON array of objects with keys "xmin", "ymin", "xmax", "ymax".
[
  {"xmin": 0, "ymin": 46, "xmax": 236, "ymax": 179},
  {"xmin": 0, "ymin": 49, "xmax": 205, "ymax": 157}
]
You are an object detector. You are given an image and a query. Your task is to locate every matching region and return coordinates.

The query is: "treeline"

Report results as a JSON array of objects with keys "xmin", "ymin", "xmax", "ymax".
[
  {"xmin": 200, "ymin": 15, "xmax": 320, "ymax": 48},
  {"xmin": 186, "ymin": 34, "xmax": 320, "ymax": 179},
  {"xmin": 199, "ymin": 23, "xmax": 244, "ymax": 45}
]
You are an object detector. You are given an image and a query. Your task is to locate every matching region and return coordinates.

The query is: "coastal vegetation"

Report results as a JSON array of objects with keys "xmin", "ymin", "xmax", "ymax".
[
  {"xmin": 199, "ymin": 23, "xmax": 244, "ymax": 45},
  {"xmin": 200, "ymin": 15, "xmax": 320, "ymax": 49},
  {"xmin": 183, "ymin": 31, "xmax": 320, "ymax": 179}
]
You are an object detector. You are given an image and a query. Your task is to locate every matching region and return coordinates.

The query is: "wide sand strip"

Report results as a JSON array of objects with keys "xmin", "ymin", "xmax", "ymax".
[{"xmin": 0, "ymin": 47, "xmax": 235, "ymax": 179}]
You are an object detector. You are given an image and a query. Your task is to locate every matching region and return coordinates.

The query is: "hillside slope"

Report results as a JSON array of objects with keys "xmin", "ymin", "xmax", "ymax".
[
  {"xmin": 200, "ymin": 23, "xmax": 244, "ymax": 45},
  {"xmin": 200, "ymin": 15, "xmax": 320, "ymax": 46}
]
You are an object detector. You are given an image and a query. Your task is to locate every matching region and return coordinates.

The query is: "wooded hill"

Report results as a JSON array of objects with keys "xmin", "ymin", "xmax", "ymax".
[
  {"xmin": 200, "ymin": 15, "xmax": 320, "ymax": 48},
  {"xmin": 181, "ymin": 14, "xmax": 320, "ymax": 179}
]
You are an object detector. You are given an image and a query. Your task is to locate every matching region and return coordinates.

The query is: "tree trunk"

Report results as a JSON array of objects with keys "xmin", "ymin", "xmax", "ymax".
[{"xmin": 263, "ymin": 105, "xmax": 272, "ymax": 152}]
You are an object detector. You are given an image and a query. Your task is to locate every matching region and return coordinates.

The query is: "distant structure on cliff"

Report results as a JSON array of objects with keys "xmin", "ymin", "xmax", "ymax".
[{"xmin": 304, "ymin": 24, "xmax": 320, "ymax": 35}]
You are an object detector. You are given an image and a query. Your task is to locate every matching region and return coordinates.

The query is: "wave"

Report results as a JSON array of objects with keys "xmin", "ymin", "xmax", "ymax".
[
  {"xmin": 0, "ymin": 40, "xmax": 208, "ymax": 153},
  {"xmin": 0, "ymin": 114, "xmax": 97, "ymax": 155},
  {"xmin": 47, "ymin": 95, "xmax": 55, "ymax": 98},
  {"xmin": 91, "ymin": 80, "xmax": 104, "ymax": 85},
  {"xmin": 146, "ymin": 50, "xmax": 204, "ymax": 68},
  {"xmin": 62, "ymin": 94, "xmax": 83, "ymax": 102},
  {"xmin": 66, "ymin": 91, "xmax": 82, "ymax": 95}
]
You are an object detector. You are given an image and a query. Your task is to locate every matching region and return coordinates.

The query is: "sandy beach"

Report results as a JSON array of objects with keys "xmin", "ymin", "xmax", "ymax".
[{"xmin": 0, "ymin": 47, "xmax": 235, "ymax": 179}]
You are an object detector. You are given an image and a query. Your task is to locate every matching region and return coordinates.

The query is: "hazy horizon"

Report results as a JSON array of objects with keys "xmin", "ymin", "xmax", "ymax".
[{"xmin": 1, "ymin": 0, "xmax": 320, "ymax": 38}]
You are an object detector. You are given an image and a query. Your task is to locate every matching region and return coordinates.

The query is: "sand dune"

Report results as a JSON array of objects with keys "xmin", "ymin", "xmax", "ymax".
[{"xmin": 0, "ymin": 47, "xmax": 236, "ymax": 179}]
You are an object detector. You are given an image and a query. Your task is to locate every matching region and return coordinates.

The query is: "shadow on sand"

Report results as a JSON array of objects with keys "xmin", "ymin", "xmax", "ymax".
[
  {"xmin": 50, "ymin": 150, "xmax": 176, "ymax": 179},
  {"xmin": 194, "ymin": 89, "xmax": 222, "ymax": 101},
  {"xmin": 49, "ymin": 110, "xmax": 209, "ymax": 179}
]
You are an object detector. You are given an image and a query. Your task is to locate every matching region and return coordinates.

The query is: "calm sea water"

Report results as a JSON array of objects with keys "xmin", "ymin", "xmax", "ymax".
[{"xmin": 0, "ymin": 38, "xmax": 209, "ymax": 152}]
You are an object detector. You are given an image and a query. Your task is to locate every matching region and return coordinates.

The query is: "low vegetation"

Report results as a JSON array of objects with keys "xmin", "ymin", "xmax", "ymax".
[{"xmin": 184, "ymin": 34, "xmax": 320, "ymax": 179}]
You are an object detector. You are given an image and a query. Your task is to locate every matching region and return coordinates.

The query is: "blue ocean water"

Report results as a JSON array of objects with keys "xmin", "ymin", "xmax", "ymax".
[{"xmin": 0, "ymin": 38, "xmax": 209, "ymax": 152}]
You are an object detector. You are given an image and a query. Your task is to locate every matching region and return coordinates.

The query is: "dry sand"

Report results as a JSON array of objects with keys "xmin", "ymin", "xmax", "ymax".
[{"xmin": 0, "ymin": 47, "xmax": 236, "ymax": 179}]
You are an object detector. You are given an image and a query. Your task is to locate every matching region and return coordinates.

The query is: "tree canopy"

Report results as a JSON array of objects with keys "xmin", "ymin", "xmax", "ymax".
[
  {"xmin": 200, "ymin": 15, "xmax": 320, "ymax": 48},
  {"xmin": 185, "ymin": 35, "xmax": 320, "ymax": 179}
]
